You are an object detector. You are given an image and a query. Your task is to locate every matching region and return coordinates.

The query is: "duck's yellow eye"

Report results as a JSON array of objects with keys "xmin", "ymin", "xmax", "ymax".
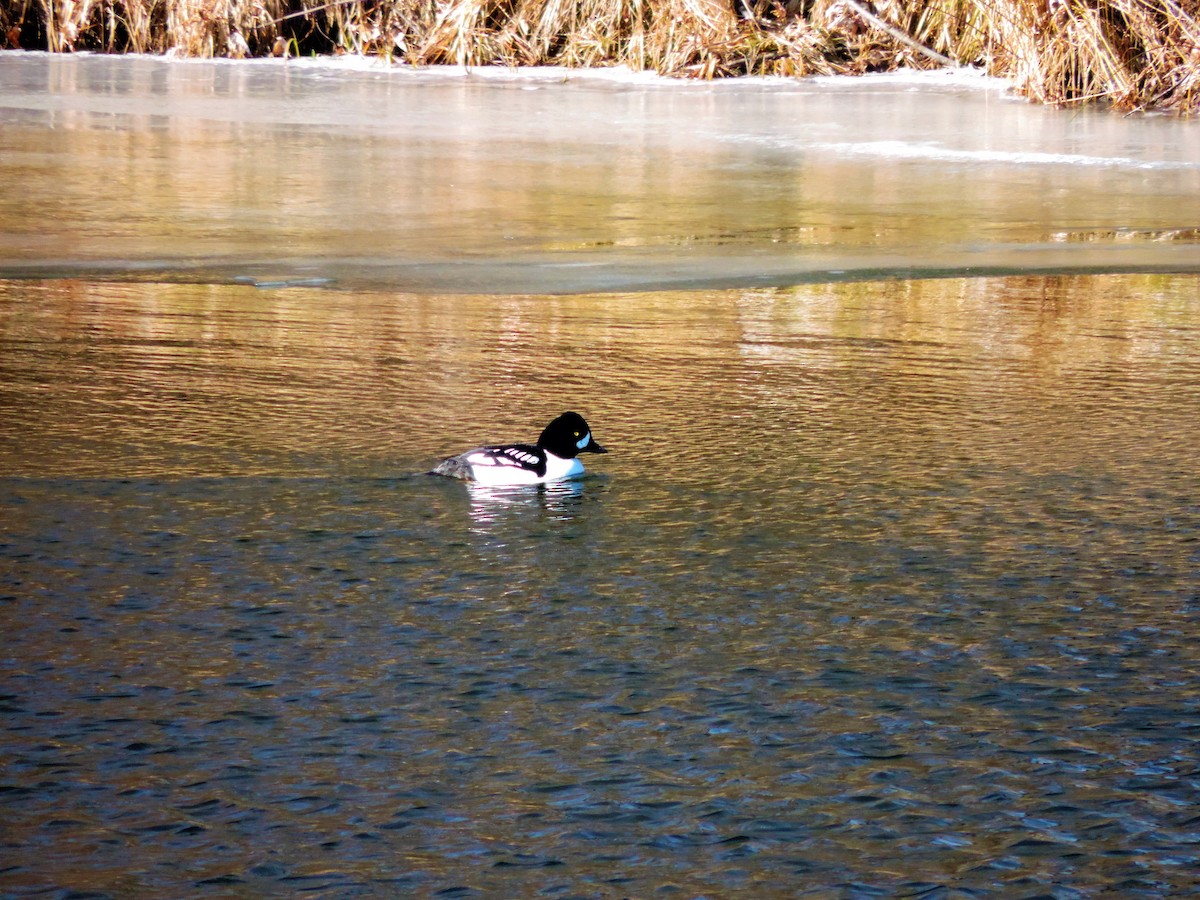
[{"xmin": 574, "ymin": 431, "xmax": 580, "ymax": 437}]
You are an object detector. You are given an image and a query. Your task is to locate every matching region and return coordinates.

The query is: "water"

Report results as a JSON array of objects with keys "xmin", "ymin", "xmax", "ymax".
[{"xmin": 3, "ymin": 53, "xmax": 1200, "ymax": 897}]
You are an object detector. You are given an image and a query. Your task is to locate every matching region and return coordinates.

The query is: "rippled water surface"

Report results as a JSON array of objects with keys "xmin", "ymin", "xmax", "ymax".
[
  {"xmin": 3, "ymin": 53, "xmax": 1200, "ymax": 898},
  {"xmin": 5, "ymin": 275, "xmax": 1200, "ymax": 896}
]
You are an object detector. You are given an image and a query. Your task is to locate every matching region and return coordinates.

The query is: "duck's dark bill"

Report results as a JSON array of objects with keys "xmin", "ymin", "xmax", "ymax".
[{"xmin": 585, "ymin": 439, "xmax": 608, "ymax": 454}]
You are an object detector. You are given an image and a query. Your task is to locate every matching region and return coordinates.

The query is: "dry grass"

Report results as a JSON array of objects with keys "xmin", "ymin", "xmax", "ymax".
[{"xmin": 5, "ymin": 0, "xmax": 1199, "ymax": 112}]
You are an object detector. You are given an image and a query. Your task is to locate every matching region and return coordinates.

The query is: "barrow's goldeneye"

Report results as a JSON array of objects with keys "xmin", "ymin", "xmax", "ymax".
[{"xmin": 431, "ymin": 411, "xmax": 608, "ymax": 485}]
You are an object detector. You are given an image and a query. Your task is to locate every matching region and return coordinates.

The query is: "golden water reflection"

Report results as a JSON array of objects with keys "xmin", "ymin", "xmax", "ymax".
[{"xmin": 1, "ymin": 273, "xmax": 1196, "ymax": 483}]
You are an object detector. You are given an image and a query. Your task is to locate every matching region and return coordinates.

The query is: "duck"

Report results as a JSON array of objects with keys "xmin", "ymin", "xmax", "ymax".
[{"xmin": 431, "ymin": 411, "xmax": 608, "ymax": 485}]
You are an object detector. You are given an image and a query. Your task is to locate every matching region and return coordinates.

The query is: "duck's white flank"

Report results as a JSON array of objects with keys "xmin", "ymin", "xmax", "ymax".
[{"xmin": 464, "ymin": 450, "xmax": 583, "ymax": 486}]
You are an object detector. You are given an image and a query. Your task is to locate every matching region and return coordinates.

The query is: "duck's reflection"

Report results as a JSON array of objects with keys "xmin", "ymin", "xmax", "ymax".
[{"xmin": 465, "ymin": 478, "xmax": 587, "ymax": 528}]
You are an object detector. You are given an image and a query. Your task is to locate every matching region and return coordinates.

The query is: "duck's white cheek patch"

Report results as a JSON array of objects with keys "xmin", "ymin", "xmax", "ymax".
[{"xmin": 576, "ymin": 432, "xmax": 591, "ymax": 450}]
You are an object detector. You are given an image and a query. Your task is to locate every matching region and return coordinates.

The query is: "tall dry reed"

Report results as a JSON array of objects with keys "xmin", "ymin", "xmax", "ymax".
[{"xmin": 6, "ymin": 0, "xmax": 1199, "ymax": 112}]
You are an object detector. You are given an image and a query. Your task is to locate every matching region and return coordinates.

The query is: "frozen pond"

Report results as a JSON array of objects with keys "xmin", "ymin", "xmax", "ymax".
[
  {"xmin": 2, "ymin": 52, "xmax": 1200, "ymax": 897},
  {"xmin": 3, "ymin": 53, "xmax": 1199, "ymax": 293}
]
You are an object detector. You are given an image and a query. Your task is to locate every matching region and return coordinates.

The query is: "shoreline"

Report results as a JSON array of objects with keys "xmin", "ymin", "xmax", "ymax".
[
  {"xmin": 0, "ymin": 47, "xmax": 1014, "ymax": 92},
  {"xmin": 3, "ymin": 0, "xmax": 1198, "ymax": 115}
]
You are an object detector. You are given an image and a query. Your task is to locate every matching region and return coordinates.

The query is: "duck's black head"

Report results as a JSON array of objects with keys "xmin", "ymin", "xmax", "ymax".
[{"xmin": 537, "ymin": 411, "xmax": 607, "ymax": 459}]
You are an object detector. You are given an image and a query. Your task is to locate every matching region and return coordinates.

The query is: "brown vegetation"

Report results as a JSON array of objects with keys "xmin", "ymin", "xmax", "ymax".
[{"xmin": 3, "ymin": 0, "xmax": 1199, "ymax": 112}]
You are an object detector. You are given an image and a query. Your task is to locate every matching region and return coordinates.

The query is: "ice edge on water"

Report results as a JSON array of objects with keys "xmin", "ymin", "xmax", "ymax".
[{"xmin": 5, "ymin": 244, "xmax": 1200, "ymax": 295}]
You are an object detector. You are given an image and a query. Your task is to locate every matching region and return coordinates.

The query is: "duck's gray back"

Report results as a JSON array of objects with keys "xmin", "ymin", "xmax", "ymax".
[{"xmin": 431, "ymin": 455, "xmax": 474, "ymax": 480}]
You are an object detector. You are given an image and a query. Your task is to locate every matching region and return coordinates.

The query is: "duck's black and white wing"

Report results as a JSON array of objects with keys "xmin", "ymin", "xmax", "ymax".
[{"xmin": 432, "ymin": 443, "xmax": 548, "ymax": 482}]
